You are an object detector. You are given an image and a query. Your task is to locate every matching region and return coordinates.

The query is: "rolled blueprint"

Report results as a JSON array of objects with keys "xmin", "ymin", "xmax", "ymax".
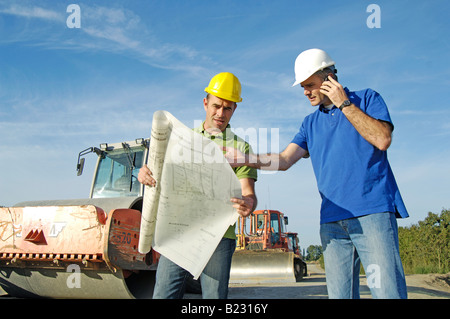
[
  {"xmin": 138, "ymin": 111, "xmax": 170, "ymax": 254},
  {"xmin": 138, "ymin": 110, "xmax": 242, "ymax": 279}
]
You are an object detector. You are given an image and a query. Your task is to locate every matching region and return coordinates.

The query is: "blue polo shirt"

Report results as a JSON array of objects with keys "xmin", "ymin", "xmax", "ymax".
[{"xmin": 291, "ymin": 88, "xmax": 408, "ymax": 224}]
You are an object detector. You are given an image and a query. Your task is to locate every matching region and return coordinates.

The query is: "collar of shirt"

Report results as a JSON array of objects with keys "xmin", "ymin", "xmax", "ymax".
[
  {"xmin": 194, "ymin": 121, "xmax": 233, "ymax": 140},
  {"xmin": 319, "ymin": 104, "xmax": 336, "ymax": 113},
  {"xmin": 319, "ymin": 87, "xmax": 350, "ymax": 113}
]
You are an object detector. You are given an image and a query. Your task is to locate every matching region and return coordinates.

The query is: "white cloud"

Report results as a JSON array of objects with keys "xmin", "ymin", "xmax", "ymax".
[
  {"xmin": 77, "ymin": 5, "xmax": 211, "ymax": 75},
  {"xmin": 0, "ymin": 3, "xmax": 63, "ymax": 21},
  {"xmin": 0, "ymin": 2, "xmax": 210, "ymax": 76}
]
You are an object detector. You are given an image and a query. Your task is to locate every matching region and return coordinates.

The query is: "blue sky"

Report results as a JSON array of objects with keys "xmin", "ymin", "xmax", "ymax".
[{"xmin": 1, "ymin": 0, "xmax": 449, "ymax": 249}]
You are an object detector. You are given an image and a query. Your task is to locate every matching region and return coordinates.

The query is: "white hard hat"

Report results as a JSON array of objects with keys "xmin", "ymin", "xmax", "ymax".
[{"xmin": 292, "ymin": 49, "xmax": 335, "ymax": 86}]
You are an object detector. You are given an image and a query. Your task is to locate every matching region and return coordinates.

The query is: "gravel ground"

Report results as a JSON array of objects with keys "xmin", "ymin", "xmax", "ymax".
[{"xmin": 185, "ymin": 262, "xmax": 450, "ymax": 299}]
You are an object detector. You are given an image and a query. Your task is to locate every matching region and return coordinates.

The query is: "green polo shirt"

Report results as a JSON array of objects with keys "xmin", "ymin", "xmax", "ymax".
[{"xmin": 193, "ymin": 122, "xmax": 257, "ymax": 239}]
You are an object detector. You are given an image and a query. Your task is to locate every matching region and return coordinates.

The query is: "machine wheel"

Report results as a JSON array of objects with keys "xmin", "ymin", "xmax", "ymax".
[{"xmin": 294, "ymin": 259, "xmax": 304, "ymax": 282}]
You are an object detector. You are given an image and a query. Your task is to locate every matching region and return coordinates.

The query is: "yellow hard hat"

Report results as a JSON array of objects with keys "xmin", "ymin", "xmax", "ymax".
[{"xmin": 205, "ymin": 72, "xmax": 242, "ymax": 103}]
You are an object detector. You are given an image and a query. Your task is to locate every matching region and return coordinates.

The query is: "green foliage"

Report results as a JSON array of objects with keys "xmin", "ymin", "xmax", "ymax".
[
  {"xmin": 398, "ymin": 208, "xmax": 449, "ymax": 274},
  {"xmin": 305, "ymin": 209, "xmax": 449, "ymax": 275},
  {"xmin": 318, "ymin": 254, "xmax": 325, "ymax": 269},
  {"xmin": 305, "ymin": 245, "xmax": 323, "ymax": 261}
]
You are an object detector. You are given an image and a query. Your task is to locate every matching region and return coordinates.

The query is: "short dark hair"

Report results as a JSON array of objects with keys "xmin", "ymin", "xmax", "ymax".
[{"xmin": 314, "ymin": 65, "xmax": 338, "ymax": 81}]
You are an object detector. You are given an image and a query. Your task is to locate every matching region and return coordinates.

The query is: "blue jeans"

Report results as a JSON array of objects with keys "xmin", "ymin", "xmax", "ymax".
[
  {"xmin": 320, "ymin": 212, "xmax": 407, "ymax": 299},
  {"xmin": 153, "ymin": 237, "xmax": 236, "ymax": 299}
]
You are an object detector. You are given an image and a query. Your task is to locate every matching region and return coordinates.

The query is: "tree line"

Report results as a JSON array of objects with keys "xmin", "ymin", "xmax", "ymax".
[
  {"xmin": 304, "ymin": 208, "xmax": 449, "ymax": 274},
  {"xmin": 398, "ymin": 208, "xmax": 449, "ymax": 274}
]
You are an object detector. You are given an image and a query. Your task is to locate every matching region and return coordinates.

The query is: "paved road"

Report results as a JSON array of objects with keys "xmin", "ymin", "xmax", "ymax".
[{"xmin": 186, "ymin": 263, "xmax": 450, "ymax": 299}]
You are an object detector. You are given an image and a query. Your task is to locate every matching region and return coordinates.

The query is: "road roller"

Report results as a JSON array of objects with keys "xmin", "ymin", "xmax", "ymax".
[
  {"xmin": 0, "ymin": 139, "xmax": 159, "ymax": 298},
  {"xmin": 229, "ymin": 209, "xmax": 307, "ymax": 284}
]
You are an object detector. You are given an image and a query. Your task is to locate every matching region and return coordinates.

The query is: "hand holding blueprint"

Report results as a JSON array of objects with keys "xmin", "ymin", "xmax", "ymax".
[{"xmin": 138, "ymin": 111, "xmax": 242, "ymax": 279}]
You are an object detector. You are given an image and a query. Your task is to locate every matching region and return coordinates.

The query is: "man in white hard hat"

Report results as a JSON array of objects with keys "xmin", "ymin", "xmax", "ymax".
[
  {"xmin": 225, "ymin": 48, "xmax": 409, "ymax": 299},
  {"xmin": 139, "ymin": 72, "xmax": 257, "ymax": 299}
]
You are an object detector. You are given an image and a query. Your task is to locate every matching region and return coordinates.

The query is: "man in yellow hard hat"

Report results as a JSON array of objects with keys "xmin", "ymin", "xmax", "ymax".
[{"xmin": 138, "ymin": 72, "xmax": 257, "ymax": 299}]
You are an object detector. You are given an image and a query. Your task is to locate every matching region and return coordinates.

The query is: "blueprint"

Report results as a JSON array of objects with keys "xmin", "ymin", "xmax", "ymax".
[{"xmin": 138, "ymin": 110, "xmax": 242, "ymax": 279}]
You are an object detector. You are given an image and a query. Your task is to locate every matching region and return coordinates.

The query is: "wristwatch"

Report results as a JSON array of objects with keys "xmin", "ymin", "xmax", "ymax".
[{"xmin": 339, "ymin": 99, "xmax": 351, "ymax": 111}]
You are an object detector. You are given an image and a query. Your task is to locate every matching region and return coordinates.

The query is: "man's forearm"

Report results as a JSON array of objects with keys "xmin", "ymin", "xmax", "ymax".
[
  {"xmin": 320, "ymin": 76, "xmax": 392, "ymax": 151},
  {"xmin": 246, "ymin": 193, "xmax": 258, "ymax": 212},
  {"xmin": 227, "ymin": 143, "xmax": 307, "ymax": 170},
  {"xmin": 246, "ymin": 153, "xmax": 290, "ymax": 171},
  {"xmin": 341, "ymin": 105, "xmax": 392, "ymax": 151}
]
